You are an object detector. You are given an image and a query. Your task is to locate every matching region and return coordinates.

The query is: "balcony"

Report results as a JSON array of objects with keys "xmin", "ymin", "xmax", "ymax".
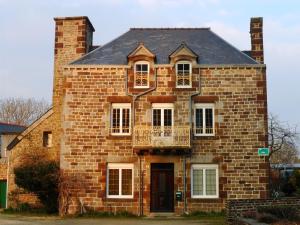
[{"xmin": 133, "ymin": 125, "xmax": 191, "ymax": 149}]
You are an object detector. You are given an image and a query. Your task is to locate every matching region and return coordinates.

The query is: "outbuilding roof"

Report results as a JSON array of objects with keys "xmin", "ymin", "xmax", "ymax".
[
  {"xmin": 72, "ymin": 28, "xmax": 257, "ymax": 65},
  {"xmin": 0, "ymin": 122, "xmax": 26, "ymax": 134}
]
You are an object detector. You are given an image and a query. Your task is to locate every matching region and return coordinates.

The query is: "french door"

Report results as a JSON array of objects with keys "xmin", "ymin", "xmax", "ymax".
[{"xmin": 152, "ymin": 103, "xmax": 173, "ymax": 137}]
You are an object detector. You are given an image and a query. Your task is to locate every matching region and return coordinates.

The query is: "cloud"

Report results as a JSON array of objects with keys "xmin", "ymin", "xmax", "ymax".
[{"xmin": 202, "ymin": 20, "xmax": 250, "ymax": 50}]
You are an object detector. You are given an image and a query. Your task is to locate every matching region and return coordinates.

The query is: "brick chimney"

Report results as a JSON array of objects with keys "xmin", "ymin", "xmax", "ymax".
[
  {"xmin": 51, "ymin": 17, "xmax": 95, "ymax": 162},
  {"xmin": 53, "ymin": 16, "xmax": 95, "ymax": 111},
  {"xmin": 250, "ymin": 17, "xmax": 264, "ymax": 64}
]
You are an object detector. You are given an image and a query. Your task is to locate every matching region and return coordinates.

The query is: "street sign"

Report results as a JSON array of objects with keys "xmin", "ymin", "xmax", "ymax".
[{"xmin": 258, "ymin": 148, "xmax": 270, "ymax": 156}]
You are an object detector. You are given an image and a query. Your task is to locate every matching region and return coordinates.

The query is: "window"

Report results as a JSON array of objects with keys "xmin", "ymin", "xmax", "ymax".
[
  {"xmin": 134, "ymin": 61, "xmax": 149, "ymax": 88},
  {"xmin": 194, "ymin": 103, "xmax": 214, "ymax": 136},
  {"xmin": 191, "ymin": 164, "xmax": 219, "ymax": 198},
  {"xmin": 111, "ymin": 103, "xmax": 131, "ymax": 135},
  {"xmin": 107, "ymin": 163, "xmax": 134, "ymax": 198},
  {"xmin": 152, "ymin": 103, "xmax": 174, "ymax": 137},
  {"xmin": 176, "ymin": 61, "xmax": 192, "ymax": 88},
  {"xmin": 43, "ymin": 131, "xmax": 52, "ymax": 147}
]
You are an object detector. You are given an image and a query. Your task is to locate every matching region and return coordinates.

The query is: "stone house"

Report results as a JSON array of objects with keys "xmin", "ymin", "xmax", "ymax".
[
  {"xmin": 6, "ymin": 16, "xmax": 268, "ymax": 216},
  {"xmin": 0, "ymin": 122, "xmax": 25, "ymax": 208}
]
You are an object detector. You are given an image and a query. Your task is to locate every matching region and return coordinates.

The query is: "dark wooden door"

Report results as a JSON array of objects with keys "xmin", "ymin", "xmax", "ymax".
[{"xmin": 150, "ymin": 163, "xmax": 174, "ymax": 212}]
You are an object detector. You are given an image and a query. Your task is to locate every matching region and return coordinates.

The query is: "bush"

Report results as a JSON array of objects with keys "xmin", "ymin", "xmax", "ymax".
[
  {"xmin": 257, "ymin": 205, "xmax": 299, "ymax": 221},
  {"xmin": 14, "ymin": 161, "xmax": 59, "ymax": 213}
]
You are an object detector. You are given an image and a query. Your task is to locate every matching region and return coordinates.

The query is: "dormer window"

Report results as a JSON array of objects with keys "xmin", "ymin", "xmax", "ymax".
[
  {"xmin": 134, "ymin": 61, "xmax": 149, "ymax": 88},
  {"xmin": 176, "ymin": 61, "xmax": 192, "ymax": 88}
]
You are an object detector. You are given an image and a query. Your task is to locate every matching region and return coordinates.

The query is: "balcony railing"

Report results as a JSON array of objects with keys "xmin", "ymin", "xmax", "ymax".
[{"xmin": 133, "ymin": 125, "xmax": 191, "ymax": 148}]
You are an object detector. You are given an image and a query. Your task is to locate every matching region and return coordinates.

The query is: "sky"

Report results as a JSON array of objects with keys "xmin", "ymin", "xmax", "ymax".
[{"xmin": 1, "ymin": 0, "xmax": 300, "ymax": 129}]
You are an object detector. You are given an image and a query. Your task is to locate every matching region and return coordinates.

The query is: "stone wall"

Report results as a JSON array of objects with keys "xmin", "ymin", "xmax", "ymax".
[
  {"xmin": 60, "ymin": 64, "xmax": 268, "ymax": 215},
  {"xmin": 226, "ymin": 197, "xmax": 300, "ymax": 224},
  {"xmin": 0, "ymin": 158, "xmax": 7, "ymax": 180},
  {"xmin": 7, "ymin": 111, "xmax": 57, "ymax": 208}
]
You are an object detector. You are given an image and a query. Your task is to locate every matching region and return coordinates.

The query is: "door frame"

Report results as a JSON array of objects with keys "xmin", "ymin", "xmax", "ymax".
[{"xmin": 150, "ymin": 163, "xmax": 174, "ymax": 212}]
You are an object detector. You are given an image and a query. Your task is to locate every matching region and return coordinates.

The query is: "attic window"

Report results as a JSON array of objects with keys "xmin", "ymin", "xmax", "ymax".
[
  {"xmin": 176, "ymin": 61, "xmax": 192, "ymax": 88},
  {"xmin": 134, "ymin": 61, "xmax": 149, "ymax": 88},
  {"xmin": 43, "ymin": 131, "xmax": 52, "ymax": 147}
]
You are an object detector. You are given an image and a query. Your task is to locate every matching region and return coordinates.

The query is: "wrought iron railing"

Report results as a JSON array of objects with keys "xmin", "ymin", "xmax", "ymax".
[{"xmin": 133, "ymin": 125, "xmax": 190, "ymax": 148}]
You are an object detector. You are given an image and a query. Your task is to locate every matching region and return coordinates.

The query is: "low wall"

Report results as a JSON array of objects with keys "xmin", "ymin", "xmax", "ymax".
[{"xmin": 226, "ymin": 197, "xmax": 300, "ymax": 224}]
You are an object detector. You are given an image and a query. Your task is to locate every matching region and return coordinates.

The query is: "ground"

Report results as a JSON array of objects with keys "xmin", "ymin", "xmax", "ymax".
[{"xmin": 0, "ymin": 214, "xmax": 225, "ymax": 225}]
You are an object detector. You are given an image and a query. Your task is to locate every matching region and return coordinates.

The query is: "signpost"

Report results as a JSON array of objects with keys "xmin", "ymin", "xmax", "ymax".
[{"xmin": 258, "ymin": 148, "xmax": 270, "ymax": 156}]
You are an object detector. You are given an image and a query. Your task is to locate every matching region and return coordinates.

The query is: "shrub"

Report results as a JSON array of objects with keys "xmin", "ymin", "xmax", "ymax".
[
  {"xmin": 14, "ymin": 161, "xmax": 59, "ymax": 213},
  {"xmin": 257, "ymin": 205, "xmax": 299, "ymax": 221},
  {"xmin": 257, "ymin": 213, "xmax": 278, "ymax": 224}
]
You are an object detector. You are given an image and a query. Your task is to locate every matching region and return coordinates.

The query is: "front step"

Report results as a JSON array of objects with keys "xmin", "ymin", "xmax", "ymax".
[{"xmin": 148, "ymin": 212, "xmax": 178, "ymax": 218}]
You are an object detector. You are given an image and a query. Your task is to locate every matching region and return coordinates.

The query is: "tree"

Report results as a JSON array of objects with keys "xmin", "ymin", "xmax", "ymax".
[
  {"xmin": 268, "ymin": 114, "xmax": 299, "ymax": 164},
  {"xmin": 0, "ymin": 97, "xmax": 50, "ymax": 126}
]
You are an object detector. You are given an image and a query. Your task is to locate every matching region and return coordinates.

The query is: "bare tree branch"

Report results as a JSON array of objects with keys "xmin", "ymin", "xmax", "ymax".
[
  {"xmin": 268, "ymin": 114, "xmax": 299, "ymax": 164},
  {"xmin": 0, "ymin": 97, "xmax": 50, "ymax": 126}
]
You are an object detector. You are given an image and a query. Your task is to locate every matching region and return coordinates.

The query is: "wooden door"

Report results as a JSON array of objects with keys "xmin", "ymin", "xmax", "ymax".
[
  {"xmin": 0, "ymin": 180, "xmax": 7, "ymax": 208},
  {"xmin": 150, "ymin": 163, "xmax": 174, "ymax": 212}
]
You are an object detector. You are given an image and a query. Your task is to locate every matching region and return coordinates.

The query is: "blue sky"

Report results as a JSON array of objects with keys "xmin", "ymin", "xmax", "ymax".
[{"xmin": 1, "ymin": 0, "xmax": 300, "ymax": 128}]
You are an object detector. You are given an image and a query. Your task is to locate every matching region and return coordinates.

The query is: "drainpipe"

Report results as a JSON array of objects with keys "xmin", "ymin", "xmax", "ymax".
[
  {"xmin": 184, "ymin": 67, "xmax": 202, "ymax": 214},
  {"xmin": 125, "ymin": 67, "xmax": 158, "ymax": 216},
  {"xmin": 6, "ymin": 152, "xmax": 10, "ymax": 209}
]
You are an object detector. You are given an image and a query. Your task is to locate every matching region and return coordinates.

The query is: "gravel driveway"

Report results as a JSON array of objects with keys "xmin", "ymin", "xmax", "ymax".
[{"xmin": 0, "ymin": 214, "xmax": 225, "ymax": 225}]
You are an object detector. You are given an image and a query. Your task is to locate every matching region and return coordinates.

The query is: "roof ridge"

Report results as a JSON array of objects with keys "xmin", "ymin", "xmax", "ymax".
[{"xmin": 130, "ymin": 27, "xmax": 210, "ymax": 30}]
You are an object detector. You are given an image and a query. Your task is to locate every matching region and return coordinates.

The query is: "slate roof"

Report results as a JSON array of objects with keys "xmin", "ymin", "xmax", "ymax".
[
  {"xmin": 72, "ymin": 28, "xmax": 257, "ymax": 65},
  {"xmin": 0, "ymin": 122, "xmax": 26, "ymax": 134}
]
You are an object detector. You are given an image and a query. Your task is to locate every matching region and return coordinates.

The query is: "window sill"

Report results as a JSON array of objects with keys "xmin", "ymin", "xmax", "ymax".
[
  {"xmin": 106, "ymin": 196, "xmax": 134, "ymax": 199},
  {"xmin": 134, "ymin": 86, "xmax": 149, "ymax": 89}
]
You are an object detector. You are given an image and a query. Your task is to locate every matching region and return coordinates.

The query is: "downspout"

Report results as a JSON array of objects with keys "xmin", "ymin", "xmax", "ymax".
[
  {"xmin": 6, "ymin": 152, "xmax": 10, "ymax": 209},
  {"xmin": 184, "ymin": 67, "xmax": 202, "ymax": 214},
  {"xmin": 125, "ymin": 67, "xmax": 158, "ymax": 216}
]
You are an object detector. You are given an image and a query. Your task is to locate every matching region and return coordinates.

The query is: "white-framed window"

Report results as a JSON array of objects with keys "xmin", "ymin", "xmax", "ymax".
[
  {"xmin": 111, "ymin": 103, "xmax": 131, "ymax": 135},
  {"xmin": 191, "ymin": 164, "xmax": 219, "ymax": 199},
  {"xmin": 194, "ymin": 103, "xmax": 215, "ymax": 136},
  {"xmin": 43, "ymin": 131, "xmax": 53, "ymax": 147},
  {"xmin": 134, "ymin": 61, "xmax": 149, "ymax": 88},
  {"xmin": 176, "ymin": 61, "xmax": 192, "ymax": 88},
  {"xmin": 152, "ymin": 103, "xmax": 174, "ymax": 137},
  {"xmin": 107, "ymin": 163, "xmax": 134, "ymax": 198}
]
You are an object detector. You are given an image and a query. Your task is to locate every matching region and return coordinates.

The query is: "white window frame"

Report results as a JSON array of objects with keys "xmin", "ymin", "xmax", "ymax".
[
  {"xmin": 191, "ymin": 164, "xmax": 219, "ymax": 199},
  {"xmin": 194, "ymin": 103, "xmax": 215, "ymax": 136},
  {"xmin": 176, "ymin": 61, "xmax": 192, "ymax": 88},
  {"xmin": 111, "ymin": 103, "xmax": 131, "ymax": 136},
  {"xmin": 134, "ymin": 61, "xmax": 150, "ymax": 88},
  {"xmin": 152, "ymin": 103, "xmax": 174, "ymax": 136},
  {"xmin": 107, "ymin": 163, "xmax": 134, "ymax": 199}
]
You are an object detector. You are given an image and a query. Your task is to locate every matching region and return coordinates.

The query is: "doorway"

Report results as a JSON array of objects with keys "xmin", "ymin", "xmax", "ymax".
[{"xmin": 150, "ymin": 163, "xmax": 174, "ymax": 212}]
